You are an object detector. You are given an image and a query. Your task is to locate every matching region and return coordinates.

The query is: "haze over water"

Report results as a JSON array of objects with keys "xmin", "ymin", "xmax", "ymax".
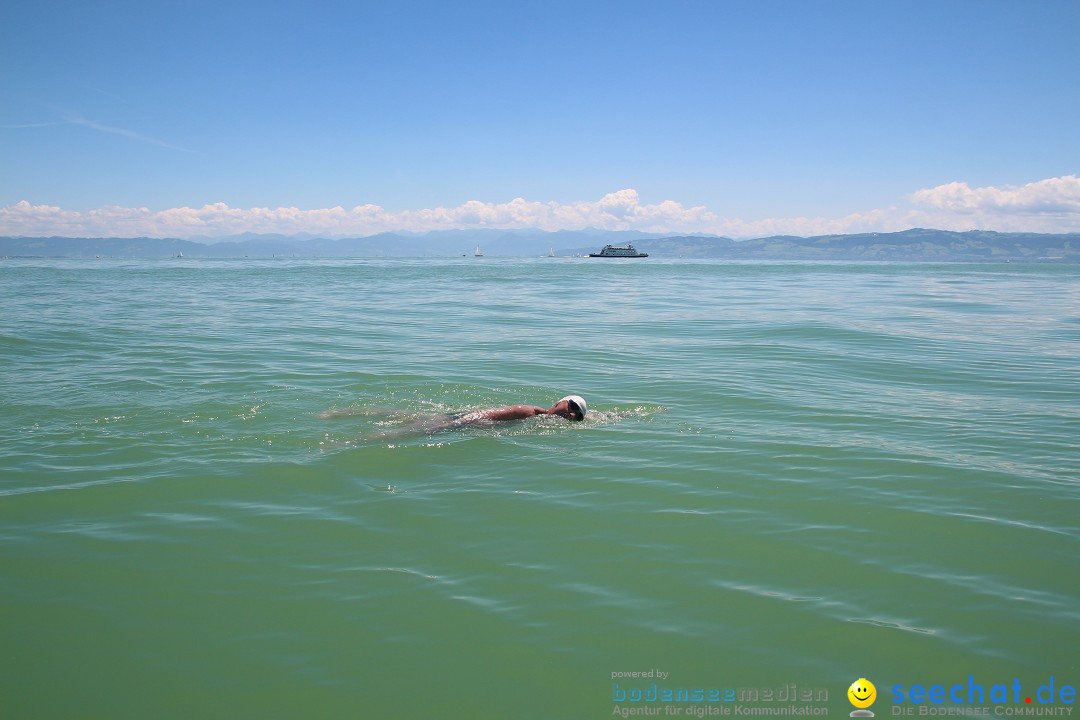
[{"xmin": 2, "ymin": 257, "xmax": 1077, "ymax": 718}]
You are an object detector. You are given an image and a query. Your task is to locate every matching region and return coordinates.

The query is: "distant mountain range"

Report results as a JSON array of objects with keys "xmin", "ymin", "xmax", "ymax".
[
  {"xmin": 1, "ymin": 228, "xmax": 1077, "ymax": 262},
  {"xmin": 0, "ymin": 229, "xmax": 660, "ymax": 259},
  {"xmin": 640, "ymin": 229, "xmax": 1079, "ymax": 261}
]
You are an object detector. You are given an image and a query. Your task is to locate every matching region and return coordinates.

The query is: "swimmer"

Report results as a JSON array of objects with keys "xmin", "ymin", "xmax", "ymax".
[
  {"xmin": 322, "ymin": 395, "xmax": 588, "ymax": 442},
  {"xmin": 447, "ymin": 395, "xmax": 587, "ymax": 426},
  {"xmin": 390, "ymin": 395, "xmax": 588, "ymax": 437}
]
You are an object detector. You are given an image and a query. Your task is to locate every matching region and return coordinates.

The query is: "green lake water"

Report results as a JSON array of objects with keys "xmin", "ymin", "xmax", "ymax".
[{"xmin": 1, "ymin": 257, "xmax": 1077, "ymax": 718}]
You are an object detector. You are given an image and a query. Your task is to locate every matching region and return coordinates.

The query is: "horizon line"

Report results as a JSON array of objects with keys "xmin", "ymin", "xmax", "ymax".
[{"xmin": 3, "ymin": 226, "xmax": 1079, "ymax": 243}]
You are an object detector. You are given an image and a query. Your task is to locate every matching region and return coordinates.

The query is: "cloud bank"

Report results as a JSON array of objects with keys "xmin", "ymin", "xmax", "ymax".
[{"xmin": 2, "ymin": 176, "xmax": 1078, "ymax": 239}]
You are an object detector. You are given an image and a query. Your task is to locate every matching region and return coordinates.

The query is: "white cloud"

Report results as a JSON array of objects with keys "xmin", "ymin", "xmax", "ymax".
[
  {"xmin": 883, "ymin": 175, "xmax": 1080, "ymax": 235},
  {"xmin": 0, "ymin": 191, "xmax": 720, "ymax": 237},
  {"xmin": 910, "ymin": 175, "xmax": 1080, "ymax": 216},
  {"xmin": 2, "ymin": 177, "xmax": 1078, "ymax": 239}
]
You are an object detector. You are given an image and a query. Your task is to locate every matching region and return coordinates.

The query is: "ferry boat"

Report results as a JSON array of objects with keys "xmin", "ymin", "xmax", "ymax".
[{"xmin": 589, "ymin": 243, "xmax": 648, "ymax": 258}]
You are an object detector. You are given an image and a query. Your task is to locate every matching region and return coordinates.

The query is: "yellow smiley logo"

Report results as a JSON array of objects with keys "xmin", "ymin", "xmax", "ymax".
[{"xmin": 848, "ymin": 678, "xmax": 877, "ymax": 709}]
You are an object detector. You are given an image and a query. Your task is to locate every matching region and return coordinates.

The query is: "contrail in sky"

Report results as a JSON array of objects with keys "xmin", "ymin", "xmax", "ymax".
[{"xmin": 2, "ymin": 114, "xmax": 191, "ymax": 152}]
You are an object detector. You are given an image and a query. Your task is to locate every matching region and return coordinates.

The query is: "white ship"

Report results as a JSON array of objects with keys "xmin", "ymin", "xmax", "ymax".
[{"xmin": 588, "ymin": 243, "xmax": 648, "ymax": 258}]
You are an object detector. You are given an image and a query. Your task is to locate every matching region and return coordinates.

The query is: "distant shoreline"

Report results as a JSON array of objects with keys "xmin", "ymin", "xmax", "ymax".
[{"xmin": 2, "ymin": 228, "xmax": 1077, "ymax": 262}]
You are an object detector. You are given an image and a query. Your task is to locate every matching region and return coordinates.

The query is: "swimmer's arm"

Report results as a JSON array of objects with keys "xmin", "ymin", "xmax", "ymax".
[
  {"xmin": 445, "ymin": 405, "xmax": 551, "ymax": 427},
  {"xmin": 478, "ymin": 405, "xmax": 548, "ymax": 421}
]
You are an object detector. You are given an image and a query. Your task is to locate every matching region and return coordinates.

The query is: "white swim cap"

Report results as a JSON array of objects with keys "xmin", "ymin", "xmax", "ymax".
[{"xmin": 559, "ymin": 395, "xmax": 587, "ymax": 420}]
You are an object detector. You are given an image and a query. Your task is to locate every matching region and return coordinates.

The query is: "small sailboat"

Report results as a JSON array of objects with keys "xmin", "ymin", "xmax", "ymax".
[
  {"xmin": 549, "ymin": 247, "xmax": 555, "ymax": 257},
  {"xmin": 474, "ymin": 246, "xmax": 484, "ymax": 257},
  {"xmin": 176, "ymin": 250, "xmax": 184, "ymax": 258}
]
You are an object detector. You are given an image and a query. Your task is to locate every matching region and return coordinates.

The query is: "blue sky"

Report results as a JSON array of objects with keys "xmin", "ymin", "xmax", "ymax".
[{"xmin": 2, "ymin": 0, "xmax": 1078, "ymax": 237}]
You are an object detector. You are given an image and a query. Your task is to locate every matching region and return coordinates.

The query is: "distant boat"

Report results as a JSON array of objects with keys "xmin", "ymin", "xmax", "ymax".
[
  {"xmin": 475, "ymin": 246, "xmax": 484, "ymax": 257},
  {"xmin": 589, "ymin": 243, "xmax": 648, "ymax": 258},
  {"xmin": 176, "ymin": 250, "xmax": 184, "ymax": 258},
  {"xmin": 549, "ymin": 247, "xmax": 555, "ymax": 257}
]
